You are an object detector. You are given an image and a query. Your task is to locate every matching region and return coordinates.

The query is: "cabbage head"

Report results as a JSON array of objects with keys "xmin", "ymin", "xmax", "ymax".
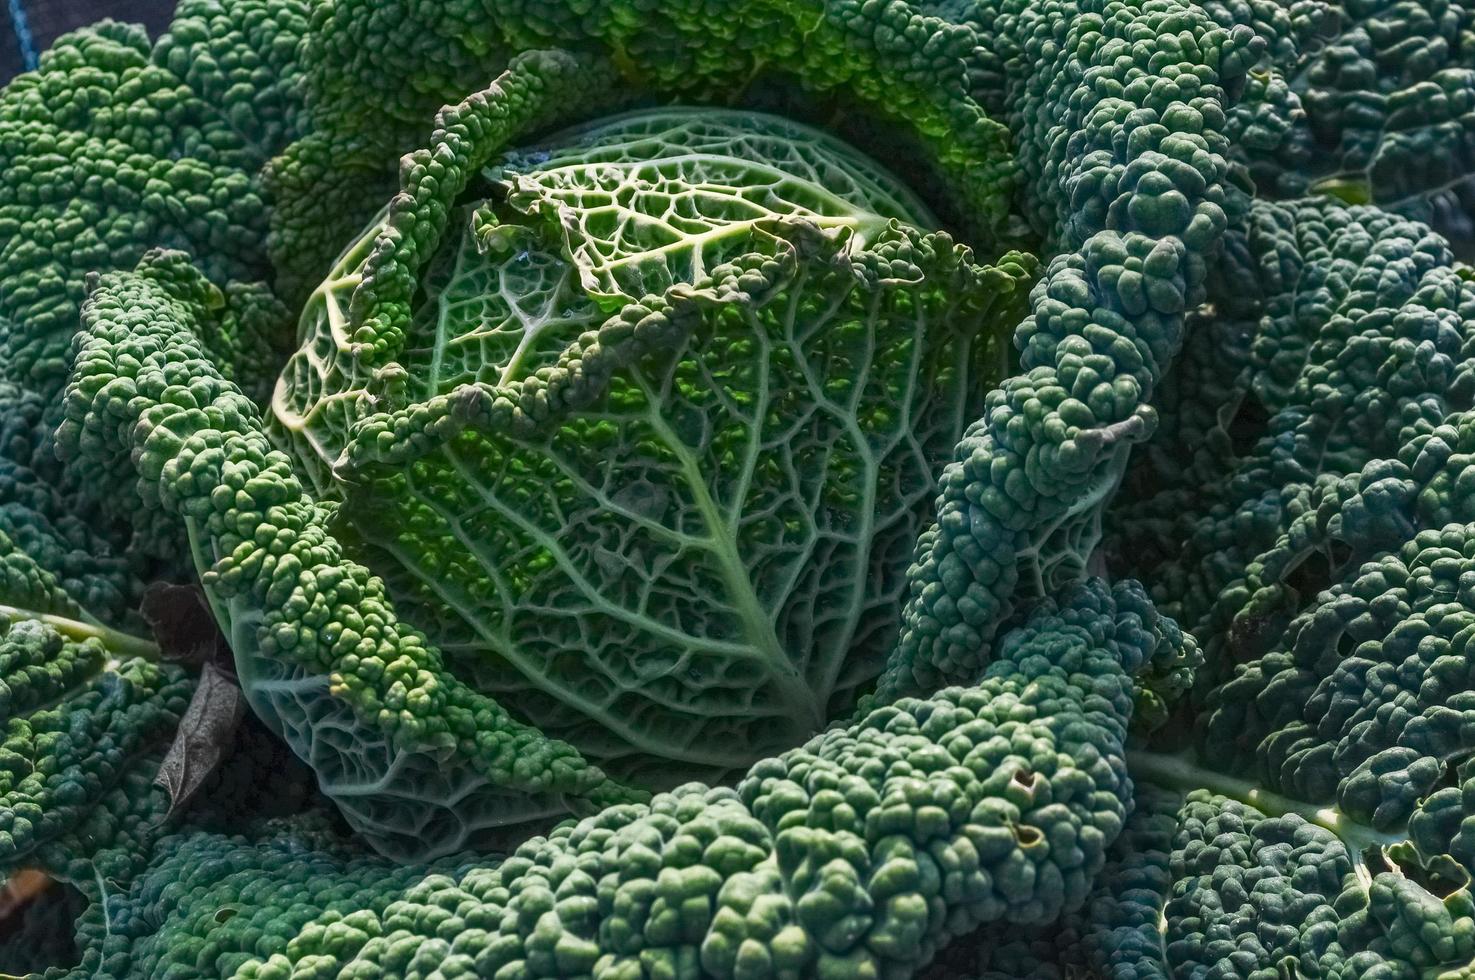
[{"xmin": 270, "ymin": 107, "xmax": 1035, "ymax": 789}]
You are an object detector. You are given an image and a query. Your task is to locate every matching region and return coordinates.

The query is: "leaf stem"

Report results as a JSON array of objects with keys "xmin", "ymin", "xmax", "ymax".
[
  {"xmin": 1126, "ymin": 748, "xmax": 1407, "ymax": 855},
  {"xmin": 0, "ymin": 603, "xmax": 160, "ymax": 661}
]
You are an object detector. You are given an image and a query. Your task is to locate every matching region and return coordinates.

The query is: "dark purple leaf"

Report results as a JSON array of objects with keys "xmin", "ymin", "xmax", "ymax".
[
  {"xmin": 153, "ymin": 664, "xmax": 247, "ymax": 817},
  {"xmin": 139, "ymin": 582, "xmax": 234, "ymax": 675}
]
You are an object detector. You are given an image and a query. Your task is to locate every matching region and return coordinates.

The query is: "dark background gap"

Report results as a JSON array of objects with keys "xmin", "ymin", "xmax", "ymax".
[{"xmin": 1, "ymin": 0, "xmax": 174, "ymax": 81}]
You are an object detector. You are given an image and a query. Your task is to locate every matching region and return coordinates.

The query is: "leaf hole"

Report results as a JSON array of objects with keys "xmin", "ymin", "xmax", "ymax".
[
  {"xmin": 1434, "ymin": 752, "xmax": 1475, "ymax": 793},
  {"xmin": 1012, "ymin": 824, "xmax": 1043, "ymax": 846},
  {"xmin": 1281, "ymin": 549, "xmax": 1332, "ymax": 602},
  {"xmin": 1225, "ymin": 390, "xmax": 1270, "ymax": 459},
  {"xmin": 1370, "ymin": 843, "xmax": 1470, "ymax": 898}
]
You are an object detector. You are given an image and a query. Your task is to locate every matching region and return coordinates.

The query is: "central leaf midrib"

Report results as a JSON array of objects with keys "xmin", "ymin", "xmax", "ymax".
[
  {"xmin": 0, "ymin": 602, "xmax": 159, "ymax": 665},
  {"xmin": 632, "ymin": 366, "xmax": 826, "ymax": 735},
  {"xmin": 1127, "ymin": 747, "xmax": 1409, "ymax": 869}
]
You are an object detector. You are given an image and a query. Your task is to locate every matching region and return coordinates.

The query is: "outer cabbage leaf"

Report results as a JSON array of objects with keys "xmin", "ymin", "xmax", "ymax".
[
  {"xmin": 932, "ymin": 775, "xmax": 1474, "ymax": 978},
  {"xmin": 1079, "ymin": 183, "xmax": 1475, "ymax": 980},
  {"xmin": 0, "ymin": 517, "xmax": 191, "ymax": 898},
  {"xmin": 1211, "ymin": 0, "xmax": 1475, "ymax": 254},
  {"xmin": 0, "ymin": 0, "xmax": 308, "ymax": 402},
  {"xmin": 12, "ymin": 578, "xmax": 1180, "ymax": 980},
  {"xmin": 1110, "ymin": 197, "xmax": 1475, "ymax": 665},
  {"xmin": 867, "ymin": 0, "xmax": 1262, "ymax": 704}
]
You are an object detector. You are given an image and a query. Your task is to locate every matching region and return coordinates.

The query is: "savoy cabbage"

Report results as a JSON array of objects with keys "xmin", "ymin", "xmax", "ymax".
[{"xmin": 6, "ymin": 0, "xmax": 1475, "ymax": 977}]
